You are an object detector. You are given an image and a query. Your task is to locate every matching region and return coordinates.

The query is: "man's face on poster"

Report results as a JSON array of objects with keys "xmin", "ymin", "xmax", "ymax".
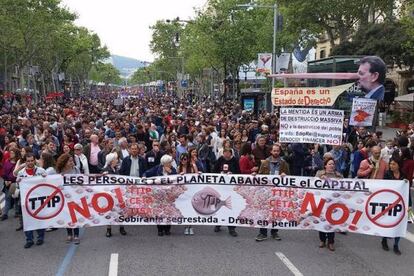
[{"xmin": 358, "ymin": 62, "xmax": 379, "ymax": 92}]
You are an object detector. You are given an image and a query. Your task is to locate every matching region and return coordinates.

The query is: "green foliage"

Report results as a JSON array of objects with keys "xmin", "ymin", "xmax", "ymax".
[
  {"xmin": 129, "ymin": 67, "xmax": 152, "ymax": 84},
  {"xmin": 148, "ymin": 0, "xmax": 279, "ymax": 83},
  {"xmin": 278, "ymin": 0, "xmax": 404, "ymax": 49},
  {"xmin": 332, "ymin": 20, "xmax": 414, "ymax": 70},
  {"xmin": 90, "ymin": 63, "xmax": 122, "ymax": 85},
  {"xmin": 146, "ymin": 0, "xmax": 414, "ymax": 85},
  {"xmin": 0, "ymin": 0, "xmax": 110, "ymax": 93}
]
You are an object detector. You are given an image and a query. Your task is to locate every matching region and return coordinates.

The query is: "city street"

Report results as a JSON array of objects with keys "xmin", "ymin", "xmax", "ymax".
[
  {"xmin": 1, "ymin": 1, "xmax": 414, "ymax": 276},
  {"xmin": 1, "ymin": 213, "xmax": 414, "ymax": 276}
]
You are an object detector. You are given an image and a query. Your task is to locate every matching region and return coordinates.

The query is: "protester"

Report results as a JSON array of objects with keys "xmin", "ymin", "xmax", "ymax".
[
  {"xmin": 73, "ymin": 143, "xmax": 89, "ymax": 175},
  {"xmin": 213, "ymin": 148, "xmax": 240, "ymax": 237},
  {"xmin": 188, "ymin": 146, "xmax": 205, "ymax": 173},
  {"xmin": 84, "ymin": 134, "xmax": 101, "ymax": 173},
  {"xmin": 16, "ymin": 153, "xmax": 47, "ymax": 248},
  {"xmin": 119, "ymin": 143, "xmax": 146, "ymax": 177},
  {"xmin": 256, "ymin": 144, "xmax": 289, "ymax": 242},
  {"xmin": 1, "ymin": 148, "xmax": 20, "ymax": 220},
  {"xmin": 177, "ymin": 151, "xmax": 201, "ymax": 235},
  {"xmin": 239, "ymin": 143, "xmax": 258, "ymax": 174},
  {"xmin": 380, "ymin": 140, "xmax": 394, "ymax": 164},
  {"xmin": 144, "ymin": 154, "xmax": 177, "ymax": 236},
  {"xmin": 315, "ymin": 157, "xmax": 343, "ymax": 251},
  {"xmin": 102, "ymin": 152, "xmax": 127, "ymax": 237},
  {"xmin": 357, "ymin": 146, "xmax": 388, "ymax": 179},
  {"xmin": 382, "ymin": 157, "xmax": 406, "ymax": 255},
  {"xmin": 56, "ymin": 153, "xmax": 81, "ymax": 244},
  {"xmin": 145, "ymin": 140, "xmax": 163, "ymax": 170}
]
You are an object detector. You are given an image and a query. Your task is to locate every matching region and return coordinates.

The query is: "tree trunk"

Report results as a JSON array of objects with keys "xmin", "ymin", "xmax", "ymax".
[
  {"xmin": 326, "ymin": 27, "xmax": 336, "ymax": 49},
  {"xmin": 3, "ymin": 50, "xmax": 7, "ymax": 91},
  {"xmin": 40, "ymin": 74, "xmax": 45, "ymax": 97},
  {"xmin": 51, "ymin": 71, "xmax": 56, "ymax": 92}
]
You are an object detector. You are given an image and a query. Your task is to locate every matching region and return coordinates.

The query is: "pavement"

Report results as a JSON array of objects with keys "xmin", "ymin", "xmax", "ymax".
[{"xmin": 1, "ymin": 210, "xmax": 414, "ymax": 276}]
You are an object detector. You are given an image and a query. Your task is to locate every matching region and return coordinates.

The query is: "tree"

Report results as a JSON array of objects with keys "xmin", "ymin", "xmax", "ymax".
[
  {"xmin": 129, "ymin": 67, "xmax": 151, "ymax": 85},
  {"xmin": 332, "ymin": 20, "xmax": 414, "ymax": 70},
  {"xmin": 148, "ymin": 0, "xmax": 277, "ymax": 98},
  {"xmin": 0, "ymin": 0, "xmax": 110, "ymax": 99},
  {"xmin": 277, "ymin": 0, "xmax": 406, "ymax": 49},
  {"xmin": 90, "ymin": 63, "xmax": 122, "ymax": 85}
]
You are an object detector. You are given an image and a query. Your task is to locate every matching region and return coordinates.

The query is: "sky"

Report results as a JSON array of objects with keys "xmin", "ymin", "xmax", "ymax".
[{"xmin": 61, "ymin": 0, "xmax": 207, "ymax": 62}]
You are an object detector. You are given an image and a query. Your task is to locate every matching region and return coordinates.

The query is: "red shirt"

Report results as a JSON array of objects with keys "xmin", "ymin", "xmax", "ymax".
[
  {"xmin": 239, "ymin": 155, "xmax": 255, "ymax": 174},
  {"xmin": 26, "ymin": 168, "xmax": 35, "ymax": 176},
  {"xmin": 402, "ymin": 159, "xmax": 414, "ymax": 185}
]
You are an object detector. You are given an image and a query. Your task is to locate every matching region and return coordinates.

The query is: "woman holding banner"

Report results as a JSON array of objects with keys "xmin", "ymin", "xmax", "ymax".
[
  {"xmin": 315, "ymin": 157, "xmax": 343, "ymax": 251},
  {"xmin": 144, "ymin": 154, "xmax": 177, "ymax": 236},
  {"xmin": 179, "ymin": 151, "xmax": 202, "ymax": 235},
  {"xmin": 56, "ymin": 153, "xmax": 81, "ymax": 245},
  {"xmin": 102, "ymin": 152, "xmax": 127, "ymax": 237},
  {"xmin": 382, "ymin": 157, "xmax": 406, "ymax": 255}
]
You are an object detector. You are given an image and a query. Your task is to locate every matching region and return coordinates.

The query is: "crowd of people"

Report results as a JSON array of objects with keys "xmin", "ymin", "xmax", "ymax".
[{"xmin": 0, "ymin": 58, "xmax": 413, "ymax": 254}]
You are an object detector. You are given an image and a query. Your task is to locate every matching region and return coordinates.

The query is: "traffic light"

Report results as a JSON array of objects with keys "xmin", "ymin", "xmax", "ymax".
[
  {"xmin": 277, "ymin": 14, "xmax": 283, "ymax": 32},
  {"xmin": 175, "ymin": 33, "xmax": 180, "ymax": 44}
]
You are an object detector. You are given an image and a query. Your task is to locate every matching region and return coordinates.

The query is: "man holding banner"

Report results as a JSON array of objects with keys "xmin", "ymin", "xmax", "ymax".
[
  {"xmin": 255, "ymin": 144, "xmax": 289, "ymax": 242},
  {"xmin": 16, "ymin": 153, "xmax": 47, "ymax": 249}
]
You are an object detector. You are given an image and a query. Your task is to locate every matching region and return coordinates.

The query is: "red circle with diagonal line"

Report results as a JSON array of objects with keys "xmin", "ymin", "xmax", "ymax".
[
  {"xmin": 365, "ymin": 189, "xmax": 405, "ymax": 228},
  {"xmin": 25, "ymin": 184, "xmax": 65, "ymax": 220}
]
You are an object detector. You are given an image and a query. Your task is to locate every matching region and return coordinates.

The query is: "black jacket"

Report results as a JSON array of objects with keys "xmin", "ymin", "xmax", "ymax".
[
  {"xmin": 145, "ymin": 150, "xmax": 163, "ymax": 170},
  {"xmin": 214, "ymin": 156, "xmax": 240, "ymax": 174},
  {"xmin": 119, "ymin": 155, "xmax": 147, "ymax": 176}
]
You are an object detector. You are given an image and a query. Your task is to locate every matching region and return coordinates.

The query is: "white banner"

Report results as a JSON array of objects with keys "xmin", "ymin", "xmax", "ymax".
[
  {"xmin": 349, "ymin": 98, "xmax": 377, "ymax": 126},
  {"xmin": 279, "ymin": 108, "xmax": 344, "ymax": 145},
  {"xmin": 19, "ymin": 174, "xmax": 408, "ymax": 237},
  {"xmin": 276, "ymin": 53, "xmax": 291, "ymax": 73}
]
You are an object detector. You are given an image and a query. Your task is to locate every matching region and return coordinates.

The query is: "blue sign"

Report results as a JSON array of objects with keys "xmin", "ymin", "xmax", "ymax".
[
  {"xmin": 243, "ymin": 98, "xmax": 255, "ymax": 112},
  {"xmin": 181, "ymin": 80, "xmax": 188, "ymax": 88}
]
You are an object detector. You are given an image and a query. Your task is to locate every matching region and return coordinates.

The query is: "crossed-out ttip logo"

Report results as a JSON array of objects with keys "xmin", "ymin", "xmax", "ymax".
[
  {"xmin": 191, "ymin": 187, "xmax": 232, "ymax": 215},
  {"xmin": 365, "ymin": 189, "xmax": 406, "ymax": 228},
  {"xmin": 25, "ymin": 184, "xmax": 65, "ymax": 220}
]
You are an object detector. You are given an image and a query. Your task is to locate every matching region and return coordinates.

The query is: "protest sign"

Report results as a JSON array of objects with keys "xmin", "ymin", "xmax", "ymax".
[
  {"xmin": 279, "ymin": 108, "xmax": 344, "ymax": 145},
  {"xmin": 20, "ymin": 174, "xmax": 408, "ymax": 237},
  {"xmin": 349, "ymin": 98, "xmax": 377, "ymax": 126},
  {"xmin": 256, "ymin": 53, "xmax": 272, "ymax": 75},
  {"xmin": 271, "ymin": 83, "xmax": 353, "ymax": 107}
]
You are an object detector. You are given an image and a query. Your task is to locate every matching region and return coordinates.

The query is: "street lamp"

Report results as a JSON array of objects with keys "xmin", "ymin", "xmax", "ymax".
[
  {"xmin": 165, "ymin": 56, "xmax": 185, "ymax": 98},
  {"xmin": 236, "ymin": 1, "xmax": 278, "ymax": 112},
  {"xmin": 165, "ymin": 17, "xmax": 194, "ymax": 99}
]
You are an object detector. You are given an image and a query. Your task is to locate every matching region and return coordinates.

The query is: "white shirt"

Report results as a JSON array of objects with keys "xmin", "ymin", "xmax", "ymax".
[
  {"xmin": 121, "ymin": 148, "xmax": 129, "ymax": 159},
  {"xmin": 17, "ymin": 166, "xmax": 46, "ymax": 182},
  {"xmin": 129, "ymin": 156, "xmax": 140, "ymax": 177},
  {"xmin": 75, "ymin": 154, "xmax": 90, "ymax": 175},
  {"xmin": 380, "ymin": 147, "xmax": 394, "ymax": 164}
]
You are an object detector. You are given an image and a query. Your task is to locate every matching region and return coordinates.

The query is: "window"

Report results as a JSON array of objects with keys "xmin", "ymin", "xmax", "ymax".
[{"xmin": 320, "ymin": 49, "xmax": 326, "ymax": 59}]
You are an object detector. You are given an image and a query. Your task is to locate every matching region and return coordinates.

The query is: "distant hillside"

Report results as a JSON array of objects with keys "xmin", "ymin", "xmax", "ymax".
[{"xmin": 106, "ymin": 55, "xmax": 150, "ymax": 78}]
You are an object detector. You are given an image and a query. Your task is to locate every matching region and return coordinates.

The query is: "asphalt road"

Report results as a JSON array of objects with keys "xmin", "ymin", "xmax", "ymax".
[{"xmin": 1, "ymin": 211, "xmax": 414, "ymax": 276}]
